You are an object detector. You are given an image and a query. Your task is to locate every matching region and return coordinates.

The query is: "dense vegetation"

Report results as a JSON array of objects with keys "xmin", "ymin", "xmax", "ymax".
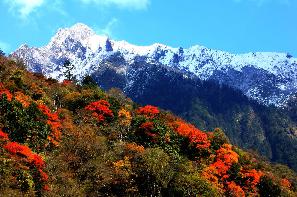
[
  {"xmin": 119, "ymin": 61, "xmax": 297, "ymax": 171},
  {"xmin": 0, "ymin": 56, "xmax": 297, "ymax": 196}
]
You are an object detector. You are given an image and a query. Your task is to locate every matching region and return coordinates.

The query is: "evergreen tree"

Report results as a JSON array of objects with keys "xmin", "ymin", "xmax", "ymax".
[
  {"xmin": 63, "ymin": 60, "xmax": 75, "ymax": 81},
  {"xmin": 82, "ymin": 75, "xmax": 97, "ymax": 87},
  {"xmin": 0, "ymin": 49, "xmax": 5, "ymax": 57}
]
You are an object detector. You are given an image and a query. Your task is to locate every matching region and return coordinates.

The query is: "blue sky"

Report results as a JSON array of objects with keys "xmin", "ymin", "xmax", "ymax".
[{"xmin": 0, "ymin": 0, "xmax": 296, "ymax": 56}]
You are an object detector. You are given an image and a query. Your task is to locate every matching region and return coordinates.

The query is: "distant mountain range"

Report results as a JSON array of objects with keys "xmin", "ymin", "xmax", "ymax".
[{"xmin": 12, "ymin": 23, "xmax": 297, "ymax": 107}]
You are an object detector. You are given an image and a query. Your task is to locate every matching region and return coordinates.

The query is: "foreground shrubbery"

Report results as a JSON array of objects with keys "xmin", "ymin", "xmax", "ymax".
[{"xmin": 0, "ymin": 56, "xmax": 296, "ymax": 196}]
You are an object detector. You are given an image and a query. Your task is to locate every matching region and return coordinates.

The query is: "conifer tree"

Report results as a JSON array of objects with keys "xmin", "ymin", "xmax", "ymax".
[
  {"xmin": 82, "ymin": 75, "xmax": 97, "ymax": 87},
  {"xmin": 63, "ymin": 60, "xmax": 75, "ymax": 81},
  {"xmin": 0, "ymin": 49, "xmax": 5, "ymax": 57}
]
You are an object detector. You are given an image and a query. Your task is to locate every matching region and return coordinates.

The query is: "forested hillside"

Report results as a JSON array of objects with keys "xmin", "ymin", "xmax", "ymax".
[
  {"xmin": 120, "ymin": 61, "xmax": 297, "ymax": 171},
  {"xmin": 0, "ymin": 56, "xmax": 296, "ymax": 196}
]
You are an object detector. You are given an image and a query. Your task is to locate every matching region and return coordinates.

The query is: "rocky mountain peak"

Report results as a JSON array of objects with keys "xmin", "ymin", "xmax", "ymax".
[
  {"xmin": 47, "ymin": 23, "xmax": 96, "ymax": 49},
  {"xmin": 12, "ymin": 23, "xmax": 297, "ymax": 106}
]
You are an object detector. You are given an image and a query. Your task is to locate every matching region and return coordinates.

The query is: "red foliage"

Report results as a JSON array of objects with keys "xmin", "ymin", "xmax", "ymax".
[
  {"xmin": 241, "ymin": 169, "xmax": 262, "ymax": 190},
  {"xmin": 0, "ymin": 130, "xmax": 9, "ymax": 141},
  {"xmin": 203, "ymin": 144, "xmax": 242, "ymax": 194},
  {"xmin": 207, "ymin": 144, "xmax": 239, "ymax": 177},
  {"xmin": 31, "ymin": 154, "xmax": 45, "ymax": 168},
  {"xmin": 85, "ymin": 100, "xmax": 114, "ymax": 122},
  {"xmin": 146, "ymin": 132, "xmax": 157, "ymax": 138},
  {"xmin": 39, "ymin": 169, "xmax": 49, "ymax": 182},
  {"xmin": 2, "ymin": 141, "xmax": 48, "ymax": 189},
  {"xmin": 3, "ymin": 142, "xmax": 45, "ymax": 168},
  {"xmin": 37, "ymin": 104, "xmax": 52, "ymax": 116},
  {"xmin": 43, "ymin": 184, "xmax": 50, "ymax": 191},
  {"xmin": 62, "ymin": 80, "xmax": 72, "ymax": 86},
  {"xmin": 202, "ymin": 143, "xmax": 263, "ymax": 196},
  {"xmin": 4, "ymin": 142, "xmax": 32, "ymax": 155},
  {"xmin": 0, "ymin": 83, "xmax": 12, "ymax": 101},
  {"xmin": 172, "ymin": 120, "xmax": 211, "ymax": 150},
  {"xmin": 136, "ymin": 105, "xmax": 160, "ymax": 119},
  {"xmin": 140, "ymin": 122, "xmax": 154, "ymax": 131},
  {"xmin": 216, "ymin": 144, "xmax": 239, "ymax": 164},
  {"xmin": 139, "ymin": 121, "xmax": 158, "ymax": 139},
  {"xmin": 14, "ymin": 92, "xmax": 31, "ymax": 107},
  {"xmin": 91, "ymin": 112, "xmax": 105, "ymax": 122},
  {"xmin": 281, "ymin": 178, "xmax": 291, "ymax": 189},
  {"xmin": 227, "ymin": 181, "xmax": 245, "ymax": 197},
  {"xmin": 38, "ymin": 104, "xmax": 62, "ymax": 146}
]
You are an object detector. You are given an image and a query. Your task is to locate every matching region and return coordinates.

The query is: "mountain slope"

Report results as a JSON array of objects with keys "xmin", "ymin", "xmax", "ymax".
[
  {"xmin": 0, "ymin": 55, "xmax": 296, "ymax": 196},
  {"xmin": 12, "ymin": 23, "xmax": 297, "ymax": 106},
  {"xmin": 114, "ymin": 60, "xmax": 297, "ymax": 171},
  {"xmin": 10, "ymin": 23, "xmax": 297, "ymax": 171}
]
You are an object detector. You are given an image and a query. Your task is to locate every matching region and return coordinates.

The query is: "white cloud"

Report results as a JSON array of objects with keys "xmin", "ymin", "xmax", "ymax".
[
  {"xmin": 0, "ymin": 41, "xmax": 11, "ymax": 53},
  {"xmin": 79, "ymin": 0, "xmax": 150, "ymax": 10},
  {"xmin": 3, "ymin": 0, "xmax": 150, "ymax": 19},
  {"xmin": 4, "ymin": 0, "xmax": 44, "ymax": 18}
]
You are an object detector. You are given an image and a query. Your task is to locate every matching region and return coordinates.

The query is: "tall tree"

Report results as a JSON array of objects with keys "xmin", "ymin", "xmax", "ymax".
[
  {"xmin": 82, "ymin": 75, "xmax": 97, "ymax": 87},
  {"xmin": 0, "ymin": 49, "xmax": 5, "ymax": 57},
  {"xmin": 63, "ymin": 60, "xmax": 75, "ymax": 81}
]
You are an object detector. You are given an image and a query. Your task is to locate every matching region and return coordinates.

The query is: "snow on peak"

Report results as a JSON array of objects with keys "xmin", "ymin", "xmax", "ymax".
[
  {"xmin": 40, "ymin": 23, "xmax": 297, "ymax": 74},
  {"xmin": 12, "ymin": 23, "xmax": 297, "ymax": 106},
  {"xmin": 47, "ymin": 23, "xmax": 96, "ymax": 49},
  {"xmin": 70, "ymin": 23, "xmax": 94, "ymax": 33}
]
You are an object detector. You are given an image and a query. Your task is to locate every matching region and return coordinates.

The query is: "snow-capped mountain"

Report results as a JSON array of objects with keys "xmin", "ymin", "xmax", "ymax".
[{"xmin": 12, "ymin": 23, "xmax": 297, "ymax": 106}]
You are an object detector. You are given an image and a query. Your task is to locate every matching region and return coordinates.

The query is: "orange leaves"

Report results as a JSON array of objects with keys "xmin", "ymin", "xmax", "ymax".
[
  {"xmin": 0, "ymin": 89, "xmax": 13, "ymax": 101},
  {"xmin": 42, "ymin": 184, "xmax": 50, "ymax": 191},
  {"xmin": 125, "ymin": 143, "xmax": 145, "ymax": 154},
  {"xmin": 37, "ymin": 104, "xmax": 52, "ymax": 116},
  {"xmin": 202, "ymin": 143, "xmax": 264, "ymax": 196},
  {"xmin": 14, "ymin": 91, "xmax": 31, "ymax": 107},
  {"xmin": 0, "ymin": 129, "xmax": 9, "ymax": 141},
  {"xmin": 118, "ymin": 108, "xmax": 132, "ymax": 126},
  {"xmin": 85, "ymin": 99, "xmax": 111, "ymax": 111},
  {"xmin": 203, "ymin": 144, "xmax": 242, "ymax": 194},
  {"xmin": 31, "ymin": 154, "xmax": 46, "ymax": 169},
  {"xmin": 2, "ymin": 140, "xmax": 49, "ymax": 191},
  {"xmin": 241, "ymin": 169, "xmax": 262, "ymax": 189},
  {"xmin": 62, "ymin": 80, "xmax": 72, "ymax": 86},
  {"xmin": 4, "ymin": 142, "xmax": 32, "ymax": 155},
  {"xmin": 135, "ymin": 105, "xmax": 160, "ymax": 142},
  {"xmin": 113, "ymin": 156, "xmax": 132, "ymax": 177},
  {"xmin": 204, "ymin": 144, "xmax": 239, "ymax": 178},
  {"xmin": 216, "ymin": 144, "xmax": 239, "ymax": 164},
  {"xmin": 39, "ymin": 169, "xmax": 49, "ymax": 182},
  {"xmin": 227, "ymin": 181, "xmax": 245, "ymax": 197},
  {"xmin": 172, "ymin": 120, "xmax": 211, "ymax": 150},
  {"xmin": 3, "ymin": 142, "xmax": 45, "ymax": 168},
  {"xmin": 85, "ymin": 99, "xmax": 114, "ymax": 122},
  {"xmin": 140, "ymin": 122, "xmax": 154, "ymax": 131},
  {"xmin": 0, "ymin": 83, "xmax": 12, "ymax": 101},
  {"xmin": 209, "ymin": 144, "xmax": 239, "ymax": 179},
  {"xmin": 38, "ymin": 104, "xmax": 62, "ymax": 146},
  {"xmin": 136, "ymin": 105, "xmax": 159, "ymax": 119},
  {"xmin": 280, "ymin": 178, "xmax": 291, "ymax": 189},
  {"xmin": 209, "ymin": 160, "xmax": 231, "ymax": 177}
]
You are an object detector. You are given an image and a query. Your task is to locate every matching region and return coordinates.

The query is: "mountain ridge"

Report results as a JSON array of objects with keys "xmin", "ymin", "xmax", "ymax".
[{"xmin": 12, "ymin": 23, "xmax": 297, "ymax": 106}]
